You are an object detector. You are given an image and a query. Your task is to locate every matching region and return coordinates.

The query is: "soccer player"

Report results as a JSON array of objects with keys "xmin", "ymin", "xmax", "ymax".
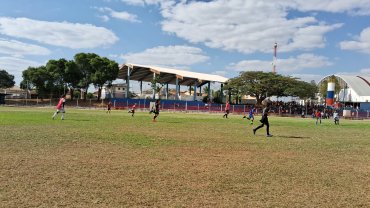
[
  {"xmin": 315, "ymin": 110, "xmax": 322, "ymax": 125},
  {"xmin": 153, "ymin": 99, "xmax": 160, "ymax": 122},
  {"xmin": 333, "ymin": 110, "xmax": 339, "ymax": 125},
  {"xmin": 243, "ymin": 107, "xmax": 255, "ymax": 125},
  {"xmin": 52, "ymin": 94, "xmax": 66, "ymax": 120},
  {"xmin": 253, "ymin": 103, "xmax": 273, "ymax": 137},
  {"xmin": 106, "ymin": 102, "xmax": 112, "ymax": 113},
  {"xmin": 223, "ymin": 101, "xmax": 230, "ymax": 119},
  {"xmin": 129, "ymin": 103, "xmax": 136, "ymax": 117}
]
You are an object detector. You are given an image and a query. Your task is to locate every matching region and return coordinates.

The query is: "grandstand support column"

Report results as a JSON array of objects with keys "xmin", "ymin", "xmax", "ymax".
[
  {"xmin": 189, "ymin": 86, "xmax": 191, "ymax": 96},
  {"xmin": 208, "ymin": 82, "xmax": 211, "ymax": 99},
  {"xmin": 175, "ymin": 77, "xmax": 179, "ymax": 100},
  {"xmin": 126, "ymin": 66, "xmax": 130, "ymax": 98},
  {"xmin": 166, "ymin": 83, "xmax": 168, "ymax": 100},
  {"xmin": 228, "ymin": 89, "xmax": 231, "ymax": 102},
  {"xmin": 140, "ymin": 81, "xmax": 142, "ymax": 99},
  {"xmin": 220, "ymin": 83, "xmax": 223, "ymax": 104},
  {"xmin": 194, "ymin": 80, "xmax": 197, "ymax": 101},
  {"xmin": 152, "ymin": 73, "xmax": 156, "ymax": 99}
]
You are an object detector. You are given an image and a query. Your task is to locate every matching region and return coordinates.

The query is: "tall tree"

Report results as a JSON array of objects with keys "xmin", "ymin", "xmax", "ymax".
[
  {"xmin": 90, "ymin": 57, "xmax": 119, "ymax": 101},
  {"xmin": 319, "ymin": 80, "xmax": 328, "ymax": 104},
  {"xmin": 74, "ymin": 53, "xmax": 100, "ymax": 100},
  {"xmin": 224, "ymin": 71, "xmax": 315, "ymax": 105},
  {"xmin": 65, "ymin": 60, "xmax": 83, "ymax": 101},
  {"xmin": 0, "ymin": 70, "xmax": 15, "ymax": 89},
  {"xmin": 46, "ymin": 59, "xmax": 67, "ymax": 98},
  {"xmin": 21, "ymin": 66, "xmax": 51, "ymax": 100},
  {"xmin": 148, "ymin": 75, "xmax": 165, "ymax": 99}
]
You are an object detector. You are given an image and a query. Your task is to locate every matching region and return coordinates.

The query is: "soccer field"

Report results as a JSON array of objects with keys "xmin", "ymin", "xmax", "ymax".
[{"xmin": 1, "ymin": 107, "xmax": 370, "ymax": 207}]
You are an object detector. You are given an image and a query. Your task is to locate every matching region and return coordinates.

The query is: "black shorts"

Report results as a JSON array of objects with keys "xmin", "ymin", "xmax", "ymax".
[
  {"xmin": 226, "ymin": 110, "xmax": 229, "ymax": 114},
  {"xmin": 108, "ymin": 108, "xmax": 111, "ymax": 110},
  {"xmin": 155, "ymin": 111, "xmax": 159, "ymax": 114},
  {"xmin": 131, "ymin": 110, "xmax": 135, "ymax": 113}
]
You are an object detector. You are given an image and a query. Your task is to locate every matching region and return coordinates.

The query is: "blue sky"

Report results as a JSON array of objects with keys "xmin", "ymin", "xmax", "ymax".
[{"xmin": 1, "ymin": 0, "xmax": 370, "ymax": 93}]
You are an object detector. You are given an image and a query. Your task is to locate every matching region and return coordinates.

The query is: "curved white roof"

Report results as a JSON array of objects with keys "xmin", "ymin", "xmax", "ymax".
[
  {"xmin": 318, "ymin": 75, "xmax": 370, "ymax": 97},
  {"xmin": 118, "ymin": 63, "xmax": 228, "ymax": 87}
]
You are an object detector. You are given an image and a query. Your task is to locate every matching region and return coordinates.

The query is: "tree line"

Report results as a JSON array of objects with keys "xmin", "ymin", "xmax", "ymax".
[
  {"xmin": 20, "ymin": 53, "xmax": 119, "ymax": 101},
  {"xmin": 224, "ymin": 71, "xmax": 318, "ymax": 105}
]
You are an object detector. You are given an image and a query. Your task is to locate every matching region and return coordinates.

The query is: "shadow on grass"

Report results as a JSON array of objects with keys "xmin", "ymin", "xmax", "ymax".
[{"xmin": 278, "ymin": 135, "xmax": 310, "ymax": 139}]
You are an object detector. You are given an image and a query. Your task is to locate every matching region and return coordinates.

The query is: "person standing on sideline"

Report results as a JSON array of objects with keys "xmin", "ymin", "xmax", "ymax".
[
  {"xmin": 223, "ymin": 101, "xmax": 230, "ymax": 119},
  {"xmin": 106, "ymin": 102, "xmax": 112, "ymax": 113},
  {"xmin": 153, "ymin": 99, "xmax": 160, "ymax": 122},
  {"xmin": 243, "ymin": 107, "xmax": 255, "ymax": 125},
  {"xmin": 52, "ymin": 94, "xmax": 66, "ymax": 120},
  {"xmin": 315, "ymin": 110, "xmax": 322, "ymax": 125},
  {"xmin": 253, "ymin": 103, "xmax": 273, "ymax": 137},
  {"xmin": 333, "ymin": 110, "xmax": 339, "ymax": 125},
  {"xmin": 129, "ymin": 103, "xmax": 136, "ymax": 117}
]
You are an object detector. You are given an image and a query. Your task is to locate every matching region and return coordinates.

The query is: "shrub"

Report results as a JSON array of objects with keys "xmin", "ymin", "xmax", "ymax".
[{"xmin": 86, "ymin": 92, "xmax": 94, "ymax": 99}]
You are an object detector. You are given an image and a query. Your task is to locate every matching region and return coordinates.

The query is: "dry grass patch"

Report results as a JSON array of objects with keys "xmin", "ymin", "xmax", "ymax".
[{"xmin": 1, "ymin": 107, "xmax": 370, "ymax": 207}]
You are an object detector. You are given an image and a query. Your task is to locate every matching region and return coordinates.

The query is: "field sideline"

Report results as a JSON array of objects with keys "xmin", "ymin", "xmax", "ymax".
[{"xmin": 1, "ymin": 107, "xmax": 370, "ymax": 207}]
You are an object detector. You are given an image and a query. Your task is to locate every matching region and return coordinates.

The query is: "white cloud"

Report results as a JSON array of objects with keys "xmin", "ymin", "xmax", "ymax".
[
  {"xmin": 121, "ymin": 0, "xmax": 145, "ymax": 7},
  {"xmin": 97, "ymin": 15, "xmax": 110, "ymax": 22},
  {"xmin": 212, "ymin": 71, "xmax": 228, "ymax": 77},
  {"xmin": 0, "ymin": 56, "xmax": 44, "ymax": 85},
  {"xmin": 290, "ymin": 0, "xmax": 370, "ymax": 16},
  {"xmin": 158, "ymin": 0, "xmax": 345, "ymax": 54},
  {"xmin": 0, "ymin": 39, "xmax": 51, "ymax": 56},
  {"xmin": 109, "ymin": 54, "xmax": 118, "ymax": 57},
  {"xmin": 337, "ymin": 68, "xmax": 370, "ymax": 76},
  {"xmin": 340, "ymin": 27, "xmax": 370, "ymax": 54},
  {"xmin": 120, "ymin": 45, "xmax": 210, "ymax": 66},
  {"xmin": 226, "ymin": 53, "xmax": 333, "ymax": 73},
  {"xmin": 0, "ymin": 17, "xmax": 119, "ymax": 49},
  {"xmin": 104, "ymin": 7, "xmax": 141, "ymax": 23},
  {"xmin": 290, "ymin": 74, "xmax": 324, "ymax": 83}
]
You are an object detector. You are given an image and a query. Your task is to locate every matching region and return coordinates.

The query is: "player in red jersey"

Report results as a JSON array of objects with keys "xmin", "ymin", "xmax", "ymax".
[
  {"xmin": 223, "ymin": 101, "xmax": 230, "ymax": 119},
  {"xmin": 128, "ymin": 103, "xmax": 136, "ymax": 117},
  {"xmin": 315, "ymin": 110, "xmax": 322, "ymax": 125},
  {"xmin": 106, "ymin": 102, "xmax": 112, "ymax": 113},
  {"xmin": 52, "ymin": 94, "xmax": 66, "ymax": 120}
]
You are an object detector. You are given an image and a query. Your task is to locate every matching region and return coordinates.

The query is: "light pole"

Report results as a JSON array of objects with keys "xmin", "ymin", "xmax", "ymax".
[{"xmin": 26, "ymin": 80, "xmax": 28, "ymax": 106}]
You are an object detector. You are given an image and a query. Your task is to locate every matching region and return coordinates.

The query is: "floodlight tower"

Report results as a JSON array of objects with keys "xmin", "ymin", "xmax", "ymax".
[{"xmin": 272, "ymin": 42, "xmax": 277, "ymax": 74}]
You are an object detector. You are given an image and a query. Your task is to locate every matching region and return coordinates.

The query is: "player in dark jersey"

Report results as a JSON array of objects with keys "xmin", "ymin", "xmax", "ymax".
[
  {"xmin": 52, "ymin": 94, "xmax": 66, "ymax": 120},
  {"xmin": 106, "ymin": 102, "xmax": 112, "ymax": 113},
  {"xmin": 153, "ymin": 99, "xmax": 160, "ymax": 122},
  {"xmin": 253, "ymin": 103, "xmax": 272, "ymax": 137}
]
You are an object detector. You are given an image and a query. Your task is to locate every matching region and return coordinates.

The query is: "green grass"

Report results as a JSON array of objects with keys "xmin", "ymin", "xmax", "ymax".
[{"xmin": 1, "ymin": 107, "xmax": 370, "ymax": 207}]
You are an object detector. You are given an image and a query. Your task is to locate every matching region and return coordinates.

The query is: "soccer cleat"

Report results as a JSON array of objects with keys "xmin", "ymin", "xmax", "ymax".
[
  {"xmin": 61, "ymin": 118, "xmax": 65, "ymax": 120},
  {"xmin": 242, "ymin": 116, "xmax": 246, "ymax": 119},
  {"xmin": 153, "ymin": 119, "xmax": 156, "ymax": 122},
  {"xmin": 247, "ymin": 117, "xmax": 250, "ymax": 120},
  {"xmin": 253, "ymin": 129, "xmax": 256, "ymax": 135},
  {"xmin": 52, "ymin": 117, "xmax": 54, "ymax": 120},
  {"xmin": 267, "ymin": 134, "xmax": 273, "ymax": 137}
]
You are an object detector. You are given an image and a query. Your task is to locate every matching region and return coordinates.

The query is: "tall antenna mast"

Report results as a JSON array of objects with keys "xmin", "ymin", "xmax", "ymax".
[{"xmin": 273, "ymin": 41, "xmax": 277, "ymax": 74}]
